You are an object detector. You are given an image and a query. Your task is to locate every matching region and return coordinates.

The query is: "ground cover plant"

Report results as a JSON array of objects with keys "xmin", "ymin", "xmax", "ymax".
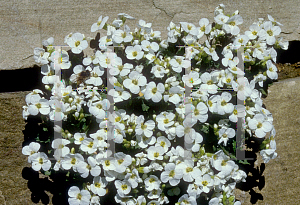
[{"xmin": 22, "ymin": 4, "xmax": 288, "ymax": 205}]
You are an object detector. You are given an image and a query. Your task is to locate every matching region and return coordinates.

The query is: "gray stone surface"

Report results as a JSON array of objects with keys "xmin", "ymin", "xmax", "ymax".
[{"xmin": 1, "ymin": 0, "xmax": 300, "ymax": 70}]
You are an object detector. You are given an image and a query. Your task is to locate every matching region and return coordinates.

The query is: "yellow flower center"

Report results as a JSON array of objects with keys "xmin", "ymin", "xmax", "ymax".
[
  {"xmin": 163, "ymin": 118, "xmax": 169, "ymax": 124},
  {"xmin": 149, "ymin": 178, "xmax": 155, "ymax": 183},
  {"xmin": 222, "ymin": 134, "xmax": 227, "ymax": 138},
  {"xmin": 152, "ymin": 87, "xmax": 157, "ymax": 94},
  {"xmin": 95, "ymin": 182, "xmax": 101, "ymax": 188},
  {"xmin": 221, "ymin": 100, "xmax": 227, "ymax": 106},
  {"xmin": 132, "ymin": 51, "xmax": 138, "ymax": 57},
  {"xmin": 153, "ymin": 152, "xmax": 159, "ymax": 158},
  {"xmin": 35, "ymin": 103, "xmax": 42, "ymax": 109},
  {"xmin": 77, "ymin": 193, "xmax": 82, "ymax": 200},
  {"xmin": 71, "ymin": 158, "xmax": 76, "ymax": 165},
  {"xmin": 221, "ymin": 160, "xmax": 227, "ymax": 166},
  {"xmin": 105, "ymin": 160, "xmax": 110, "ymax": 166},
  {"xmin": 252, "ymin": 31, "xmax": 257, "ymax": 35},
  {"xmin": 118, "ymin": 159, "xmax": 124, "ymax": 165},
  {"xmin": 267, "ymin": 30, "xmax": 273, "ymax": 36},
  {"xmin": 38, "ymin": 158, "xmax": 43, "ymax": 164},
  {"xmin": 257, "ymin": 122, "xmax": 263, "ymax": 129},
  {"xmin": 87, "ymin": 142, "xmax": 94, "ymax": 148},
  {"xmin": 169, "ymin": 170, "xmax": 175, "ymax": 177},
  {"xmin": 121, "ymin": 184, "xmax": 128, "ymax": 190},
  {"xmin": 202, "ymin": 180, "xmax": 208, "ymax": 186},
  {"xmin": 132, "ymin": 79, "xmax": 138, "ymax": 85},
  {"xmin": 229, "ymin": 21, "xmax": 236, "ymax": 26},
  {"xmin": 186, "ymin": 167, "xmax": 193, "ymax": 173},
  {"xmin": 75, "ymin": 41, "xmax": 80, "ymax": 47},
  {"xmin": 194, "ymin": 109, "xmax": 200, "ymax": 115},
  {"xmin": 160, "ymin": 141, "xmax": 166, "ymax": 147}
]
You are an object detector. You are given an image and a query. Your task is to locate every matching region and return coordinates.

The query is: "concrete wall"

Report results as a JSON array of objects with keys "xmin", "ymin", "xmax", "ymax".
[{"xmin": 1, "ymin": 0, "xmax": 300, "ymax": 70}]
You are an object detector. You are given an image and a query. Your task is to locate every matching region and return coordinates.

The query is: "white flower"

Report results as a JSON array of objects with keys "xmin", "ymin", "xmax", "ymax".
[
  {"xmin": 114, "ymin": 152, "xmax": 132, "ymax": 173},
  {"xmin": 115, "ymin": 180, "xmax": 132, "ymax": 196},
  {"xmin": 180, "ymin": 22, "xmax": 197, "ymax": 34},
  {"xmin": 51, "ymin": 138, "xmax": 70, "ymax": 157},
  {"xmin": 218, "ymin": 127, "xmax": 235, "ymax": 146},
  {"xmin": 145, "ymin": 175, "xmax": 161, "ymax": 191},
  {"xmin": 195, "ymin": 174, "xmax": 213, "ymax": 193},
  {"xmin": 266, "ymin": 60, "xmax": 278, "ymax": 80},
  {"xmin": 66, "ymin": 32, "xmax": 88, "ymax": 54},
  {"xmin": 160, "ymin": 163, "xmax": 183, "ymax": 186},
  {"xmin": 22, "ymin": 142, "xmax": 41, "ymax": 163},
  {"xmin": 85, "ymin": 66, "xmax": 103, "ymax": 86},
  {"xmin": 113, "ymin": 27, "xmax": 133, "ymax": 44},
  {"xmin": 123, "ymin": 71, "xmax": 147, "ymax": 94},
  {"xmin": 261, "ymin": 21, "xmax": 281, "ymax": 45},
  {"xmin": 49, "ymin": 49, "xmax": 71, "ymax": 70},
  {"xmin": 91, "ymin": 16, "xmax": 109, "ymax": 32},
  {"xmin": 147, "ymin": 146, "xmax": 165, "ymax": 161},
  {"xmin": 214, "ymin": 13, "xmax": 229, "ymax": 25},
  {"xmin": 203, "ymin": 40, "xmax": 219, "ymax": 61},
  {"xmin": 91, "ymin": 176, "xmax": 108, "ymax": 196},
  {"xmin": 108, "ymin": 86, "xmax": 131, "ymax": 103},
  {"xmin": 148, "ymin": 188, "xmax": 162, "ymax": 199},
  {"xmin": 169, "ymin": 56, "xmax": 190, "ymax": 73},
  {"xmin": 223, "ymin": 15, "xmax": 243, "ymax": 35},
  {"xmin": 28, "ymin": 97, "xmax": 50, "ymax": 116},
  {"xmin": 30, "ymin": 152, "xmax": 51, "ymax": 171},
  {"xmin": 248, "ymin": 114, "xmax": 273, "ymax": 138},
  {"xmin": 175, "ymin": 115, "xmax": 197, "ymax": 143},
  {"xmin": 89, "ymin": 99, "xmax": 110, "ymax": 120},
  {"xmin": 143, "ymin": 81, "xmax": 165, "ymax": 103},
  {"xmin": 182, "ymin": 71, "xmax": 201, "ymax": 88},
  {"xmin": 141, "ymin": 40, "xmax": 159, "ymax": 53},
  {"xmin": 33, "ymin": 48, "xmax": 50, "ymax": 64},
  {"xmin": 191, "ymin": 102, "xmax": 208, "ymax": 123},
  {"xmin": 99, "ymin": 157, "xmax": 116, "ymax": 171},
  {"xmin": 260, "ymin": 147, "xmax": 277, "ymax": 164},
  {"xmin": 176, "ymin": 159, "xmax": 201, "ymax": 183},
  {"xmin": 80, "ymin": 138, "xmax": 98, "ymax": 154},
  {"xmin": 77, "ymin": 156, "xmax": 101, "ymax": 178},
  {"xmin": 197, "ymin": 18, "xmax": 212, "ymax": 39},
  {"xmin": 74, "ymin": 133, "xmax": 87, "ymax": 145},
  {"xmin": 68, "ymin": 186, "xmax": 91, "ymax": 205},
  {"xmin": 125, "ymin": 45, "xmax": 144, "ymax": 60},
  {"xmin": 136, "ymin": 133, "xmax": 156, "ymax": 149},
  {"xmin": 61, "ymin": 153, "xmax": 84, "ymax": 171},
  {"xmin": 233, "ymin": 34, "xmax": 249, "ymax": 48},
  {"xmin": 216, "ymin": 92, "xmax": 234, "ymax": 115},
  {"xmin": 125, "ymin": 169, "xmax": 142, "ymax": 189},
  {"xmin": 150, "ymin": 65, "xmax": 168, "ymax": 79},
  {"xmin": 254, "ymin": 73, "xmax": 267, "ymax": 87},
  {"xmin": 155, "ymin": 136, "xmax": 171, "ymax": 152},
  {"xmin": 156, "ymin": 112, "xmax": 175, "ymax": 131},
  {"xmin": 177, "ymin": 194, "xmax": 197, "ymax": 205},
  {"xmin": 245, "ymin": 24, "xmax": 261, "ymax": 40}
]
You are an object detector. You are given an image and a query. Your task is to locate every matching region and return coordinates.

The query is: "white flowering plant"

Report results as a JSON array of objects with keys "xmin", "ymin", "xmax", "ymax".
[{"xmin": 22, "ymin": 4, "xmax": 288, "ymax": 205}]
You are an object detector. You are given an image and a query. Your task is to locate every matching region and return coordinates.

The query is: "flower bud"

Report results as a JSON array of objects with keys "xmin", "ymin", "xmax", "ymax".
[
  {"xmin": 45, "ymin": 85, "xmax": 51, "ymax": 91},
  {"xmin": 152, "ymin": 114, "xmax": 156, "ymax": 121},
  {"xmin": 128, "ymin": 128, "xmax": 133, "ymax": 134},
  {"xmin": 130, "ymin": 140, "xmax": 137, "ymax": 146},
  {"xmin": 71, "ymin": 147, "xmax": 75, "ymax": 154},
  {"xmin": 68, "ymin": 97, "xmax": 73, "ymax": 103},
  {"xmin": 67, "ymin": 133, "xmax": 72, "ymax": 138},
  {"xmin": 74, "ymin": 112, "xmax": 79, "ymax": 117}
]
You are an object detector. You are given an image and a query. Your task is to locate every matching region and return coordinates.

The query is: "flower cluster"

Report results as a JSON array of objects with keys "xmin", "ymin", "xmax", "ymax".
[{"xmin": 23, "ymin": 4, "xmax": 288, "ymax": 205}]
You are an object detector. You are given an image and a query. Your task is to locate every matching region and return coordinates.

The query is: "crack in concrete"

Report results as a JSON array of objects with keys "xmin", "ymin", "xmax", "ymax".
[{"xmin": 152, "ymin": 0, "xmax": 175, "ymax": 21}]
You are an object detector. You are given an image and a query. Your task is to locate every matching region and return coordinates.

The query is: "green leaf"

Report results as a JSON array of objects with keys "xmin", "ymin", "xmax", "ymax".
[
  {"xmin": 232, "ymin": 140, "xmax": 236, "ymax": 153},
  {"xmin": 44, "ymin": 171, "xmax": 51, "ymax": 176},
  {"xmin": 259, "ymin": 88, "xmax": 267, "ymax": 96},
  {"xmin": 43, "ymin": 127, "xmax": 48, "ymax": 132},
  {"xmin": 238, "ymin": 159, "xmax": 250, "ymax": 165},
  {"xmin": 142, "ymin": 102, "xmax": 149, "ymax": 112},
  {"xmin": 200, "ymin": 124, "xmax": 209, "ymax": 134}
]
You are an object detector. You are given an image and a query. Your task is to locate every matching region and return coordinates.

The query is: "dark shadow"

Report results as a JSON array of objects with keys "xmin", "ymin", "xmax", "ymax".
[
  {"xmin": 276, "ymin": 41, "xmax": 300, "ymax": 64},
  {"xmin": 235, "ymin": 136, "xmax": 266, "ymax": 204}
]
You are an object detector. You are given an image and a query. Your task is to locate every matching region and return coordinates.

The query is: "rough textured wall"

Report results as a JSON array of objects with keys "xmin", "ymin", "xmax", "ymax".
[{"xmin": 1, "ymin": 0, "xmax": 300, "ymax": 70}]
